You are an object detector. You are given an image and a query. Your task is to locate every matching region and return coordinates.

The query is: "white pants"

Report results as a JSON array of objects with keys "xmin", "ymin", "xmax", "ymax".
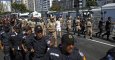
[{"xmin": 56, "ymin": 27, "xmax": 61, "ymax": 31}]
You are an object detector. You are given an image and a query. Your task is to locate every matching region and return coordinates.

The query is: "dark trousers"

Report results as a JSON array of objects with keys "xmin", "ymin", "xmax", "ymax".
[
  {"xmin": 10, "ymin": 49, "xmax": 23, "ymax": 60},
  {"xmin": 96, "ymin": 28, "xmax": 103, "ymax": 37},
  {"xmin": 81, "ymin": 26, "xmax": 85, "ymax": 35},
  {"xmin": 25, "ymin": 51, "xmax": 33, "ymax": 60},
  {"xmin": 102, "ymin": 30, "xmax": 110, "ymax": 40},
  {"xmin": 4, "ymin": 46, "xmax": 10, "ymax": 60}
]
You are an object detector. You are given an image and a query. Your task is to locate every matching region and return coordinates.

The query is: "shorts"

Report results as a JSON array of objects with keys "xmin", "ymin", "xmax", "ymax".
[{"xmin": 56, "ymin": 27, "xmax": 61, "ymax": 31}]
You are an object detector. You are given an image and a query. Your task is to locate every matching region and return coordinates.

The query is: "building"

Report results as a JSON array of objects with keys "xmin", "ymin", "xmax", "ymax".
[
  {"xmin": 97, "ymin": 0, "xmax": 114, "ymax": 6},
  {"xmin": 27, "ymin": 0, "xmax": 34, "ymax": 11},
  {"xmin": 82, "ymin": 0, "xmax": 86, "ymax": 8},
  {"xmin": 57, "ymin": 0, "xmax": 74, "ymax": 11},
  {"xmin": 56, "ymin": 0, "xmax": 86, "ymax": 11},
  {"xmin": 50, "ymin": 0, "xmax": 53, "ymax": 7},
  {"xmin": 11, "ymin": 0, "xmax": 22, "ymax": 4},
  {"xmin": 35, "ymin": 0, "xmax": 50, "ymax": 12},
  {"xmin": 0, "ymin": 0, "xmax": 11, "ymax": 12}
]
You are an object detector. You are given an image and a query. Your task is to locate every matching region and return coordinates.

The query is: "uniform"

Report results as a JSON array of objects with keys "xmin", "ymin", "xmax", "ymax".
[
  {"xmin": 75, "ymin": 19, "xmax": 81, "ymax": 36},
  {"xmin": 44, "ymin": 33, "xmax": 85, "ymax": 60},
  {"xmin": 30, "ymin": 36, "xmax": 50, "ymax": 60},
  {"xmin": 44, "ymin": 47, "xmax": 83, "ymax": 60},
  {"xmin": 66, "ymin": 19, "xmax": 72, "ymax": 33},
  {"xmin": 22, "ymin": 33, "xmax": 34, "ymax": 60},
  {"xmin": 0, "ymin": 31, "xmax": 11, "ymax": 60},
  {"xmin": 9, "ymin": 30, "xmax": 23, "ymax": 60},
  {"xmin": 47, "ymin": 19, "xmax": 57, "ymax": 47},
  {"xmin": 40, "ymin": 21, "xmax": 46, "ymax": 36},
  {"xmin": 85, "ymin": 19, "xmax": 93, "ymax": 39},
  {"xmin": 0, "ymin": 25, "xmax": 11, "ymax": 60}
]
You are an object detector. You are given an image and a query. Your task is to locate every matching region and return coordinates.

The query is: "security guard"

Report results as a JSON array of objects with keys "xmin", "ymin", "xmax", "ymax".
[
  {"xmin": 9, "ymin": 25, "xmax": 23, "ymax": 60},
  {"xmin": 0, "ymin": 25, "xmax": 11, "ymax": 60},
  {"xmin": 47, "ymin": 17, "xmax": 57, "ymax": 47},
  {"xmin": 85, "ymin": 18, "xmax": 93, "ymax": 39},
  {"xmin": 66, "ymin": 16, "xmax": 72, "ymax": 33},
  {"xmin": 75, "ymin": 16, "xmax": 81, "ymax": 36},
  {"xmin": 22, "ymin": 26, "xmax": 34, "ymax": 60},
  {"xmin": 30, "ymin": 25, "xmax": 50, "ymax": 60},
  {"xmin": 102, "ymin": 17, "xmax": 112, "ymax": 40},
  {"xmin": 44, "ymin": 33, "xmax": 86, "ymax": 60}
]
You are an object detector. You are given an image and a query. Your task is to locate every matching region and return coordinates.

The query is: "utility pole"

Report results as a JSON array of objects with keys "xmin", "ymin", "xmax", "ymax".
[{"xmin": 33, "ymin": 0, "xmax": 36, "ymax": 11}]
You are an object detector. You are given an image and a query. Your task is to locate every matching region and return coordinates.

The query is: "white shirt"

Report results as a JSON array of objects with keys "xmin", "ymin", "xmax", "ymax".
[{"xmin": 56, "ymin": 21, "xmax": 61, "ymax": 28}]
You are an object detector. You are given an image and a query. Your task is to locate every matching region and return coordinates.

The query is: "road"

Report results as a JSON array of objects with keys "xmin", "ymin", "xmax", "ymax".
[
  {"xmin": 0, "ymin": 33, "xmax": 115, "ymax": 60},
  {"xmin": 75, "ymin": 34, "xmax": 115, "ymax": 60}
]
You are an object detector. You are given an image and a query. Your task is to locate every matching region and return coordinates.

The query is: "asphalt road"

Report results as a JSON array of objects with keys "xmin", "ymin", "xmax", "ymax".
[
  {"xmin": 75, "ymin": 34, "xmax": 115, "ymax": 60},
  {"xmin": 0, "ymin": 33, "xmax": 115, "ymax": 60}
]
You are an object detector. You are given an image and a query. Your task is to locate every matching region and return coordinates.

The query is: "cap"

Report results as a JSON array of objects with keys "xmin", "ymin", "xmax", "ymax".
[
  {"xmin": 34, "ymin": 25, "xmax": 43, "ymax": 33},
  {"xmin": 61, "ymin": 33, "xmax": 74, "ymax": 45}
]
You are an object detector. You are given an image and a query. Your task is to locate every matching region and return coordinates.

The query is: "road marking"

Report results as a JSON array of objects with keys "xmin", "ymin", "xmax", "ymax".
[{"xmin": 87, "ymin": 39, "xmax": 115, "ymax": 47}]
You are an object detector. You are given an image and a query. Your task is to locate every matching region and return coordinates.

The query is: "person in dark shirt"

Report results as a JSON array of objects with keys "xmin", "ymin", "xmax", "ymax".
[
  {"xmin": 44, "ymin": 33, "xmax": 86, "ymax": 60},
  {"xmin": 22, "ymin": 26, "xmax": 34, "ymax": 60},
  {"xmin": 0, "ymin": 25, "xmax": 11, "ymax": 60},
  {"xmin": 30, "ymin": 25, "xmax": 50, "ymax": 60},
  {"xmin": 102, "ymin": 17, "xmax": 112, "ymax": 40},
  {"xmin": 96, "ymin": 18, "xmax": 104, "ymax": 37},
  {"xmin": 9, "ymin": 25, "xmax": 23, "ymax": 60}
]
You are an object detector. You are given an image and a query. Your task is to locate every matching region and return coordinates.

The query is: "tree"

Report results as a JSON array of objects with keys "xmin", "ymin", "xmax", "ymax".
[
  {"xmin": 11, "ymin": 3, "xmax": 29, "ymax": 12},
  {"xmin": 50, "ymin": 1, "xmax": 61, "ymax": 11},
  {"xmin": 86, "ymin": 0, "xmax": 97, "ymax": 8}
]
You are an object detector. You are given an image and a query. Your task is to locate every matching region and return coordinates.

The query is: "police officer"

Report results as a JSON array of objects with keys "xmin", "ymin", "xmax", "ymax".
[
  {"xmin": 22, "ymin": 26, "xmax": 34, "ymax": 60},
  {"xmin": 75, "ymin": 16, "xmax": 81, "ymax": 36},
  {"xmin": 30, "ymin": 25, "xmax": 50, "ymax": 60},
  {"xmin": 44, "ymin": 33, "xmax": 86, "ymax": 60},
  {"xmin": 85, "ymin": 18, "xmax": 93, "ymax": 39},
  {"xmin": 9, "ymin": 25, "xmax": 23, "ymax": 60},
  {"xmin": 47, "ymin": 17, "xmax": 57, "ymax": 47},
  {"xmin": 66, "ymin": 16, "xmax": 72, "ymax": 33},
  {"xmin": 40, "ymin": 18, "xmax": 46, "ymax": 36},
  {"xmin": 102, "ymin": 17, "xmax": 112, "ymax": 40},
  {"xmin": 0, "ymin": 25, "xmax": 11, "ymax": 60},
  {"xmin": 96, "ymin": 18, "xmax": 104, "ymax": 37}
]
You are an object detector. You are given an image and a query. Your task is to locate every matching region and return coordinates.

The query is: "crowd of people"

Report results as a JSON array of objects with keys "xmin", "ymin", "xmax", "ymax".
[
  {"xmin": 0, "ymin": 14, "xmax": 114, "ymax": 60},
  {"xmin": 0, "ymin": 15, "xmax": 87, "ymax": 60}
]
